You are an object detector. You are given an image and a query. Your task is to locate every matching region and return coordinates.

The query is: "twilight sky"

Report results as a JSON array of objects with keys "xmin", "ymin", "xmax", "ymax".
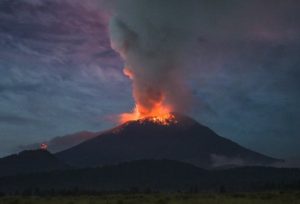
[{"xmin": 0, "ymin": 0, "xmax": 299, "ymax": 159}]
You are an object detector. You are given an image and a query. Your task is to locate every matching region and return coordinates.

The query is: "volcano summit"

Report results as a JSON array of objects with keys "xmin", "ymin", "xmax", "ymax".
[{"xmin": 56, "ymin": 113, "xmax": 281, "ymax": 168}]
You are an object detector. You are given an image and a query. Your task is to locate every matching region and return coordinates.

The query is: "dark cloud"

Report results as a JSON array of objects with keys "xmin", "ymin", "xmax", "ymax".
[
  {"xmin": 0, "ymin": 114, "xmax": 40, "ymax": 126},
  {"xmin": 192, "ymin": 41, "xmax": 300, "ymax": 158},
  {"xmin": 0, "ymin": 0, "xmax": 128, "ymax": 156}
]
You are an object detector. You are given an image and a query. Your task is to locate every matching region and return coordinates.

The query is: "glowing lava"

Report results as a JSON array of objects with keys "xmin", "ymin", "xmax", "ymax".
[
  {"xmin": 119, "ymin": 103, "xmax": 176, "ymax": 125},
  {"xmin": 120, "ymin": 68, "xmax": 176, "ymax": 125}
]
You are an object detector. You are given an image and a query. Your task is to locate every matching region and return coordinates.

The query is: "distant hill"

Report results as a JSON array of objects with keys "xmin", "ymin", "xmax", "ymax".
[
  {"xmin": 0, "ymin": 159, "xmax": 299, "ymax": 193},
  {"xmin": 56, "ymin": 113, "xmax": 282, "ymax": 168},
  {"xmin": 0, "ymin": 150, "xmax": 69, "ymax": 177},
  {"xmin": 17, "ymin": 131, "xmax": 98, "ymax": 153}
]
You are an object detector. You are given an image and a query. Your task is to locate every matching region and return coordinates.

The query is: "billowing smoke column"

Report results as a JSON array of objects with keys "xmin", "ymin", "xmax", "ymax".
[{"xmin": 109, "ymin": 0, "xmax": 197, "ymax": 123}]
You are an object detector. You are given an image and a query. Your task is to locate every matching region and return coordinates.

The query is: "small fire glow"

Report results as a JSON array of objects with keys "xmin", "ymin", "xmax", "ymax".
[
  {"xmin": 120, "ymin": 68, "xmax": 176, "ymax": 125},
  {"xmin": 123, "ymin": 67, "xmax": 134, "ymax": 80},
  {"xmin": 40, "ymin": 143, "xmax": 48, "ymax": 150}
]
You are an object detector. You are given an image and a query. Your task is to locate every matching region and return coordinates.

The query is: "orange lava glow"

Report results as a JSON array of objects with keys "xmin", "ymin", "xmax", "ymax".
[
  {"xmin": 120, "ymin": 68, "xmax": 176, "ymax": 125},
  {"xmin": 123, "ymin": 67, "xmax": 134, "ymax": 79},
  {"xmin": 120, "ymin": 103, "xmax": 176, "ymax": 125}
]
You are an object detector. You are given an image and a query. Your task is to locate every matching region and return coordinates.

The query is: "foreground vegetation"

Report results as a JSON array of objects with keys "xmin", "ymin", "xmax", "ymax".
[{"xmin": 1, "ymin": 192, "xmax": 300, "ymax": 204}]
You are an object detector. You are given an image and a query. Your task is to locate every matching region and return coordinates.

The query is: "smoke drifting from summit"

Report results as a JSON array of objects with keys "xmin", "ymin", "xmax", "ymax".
[
  {"xmin": 108, "ymin": 0, "xmax": 300, "ymax": 134},
  {"xmin": 109, "ymin": 0, "xmax": 201, "ymax": 121}
]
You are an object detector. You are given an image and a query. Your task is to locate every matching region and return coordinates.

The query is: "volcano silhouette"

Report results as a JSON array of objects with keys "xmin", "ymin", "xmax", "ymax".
[
  {"xmin": 56, "ymin": 113, "xmax": 281, "ymax": 168},
  {"xmin": 0, "ymin": 150, "xmax": 69, "ymax": 177}
]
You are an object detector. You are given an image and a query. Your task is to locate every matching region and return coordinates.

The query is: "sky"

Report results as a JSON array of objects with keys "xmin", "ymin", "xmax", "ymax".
[{"xmin": 0, "ymin": 0, "xmax": 299, "ymax": 159}]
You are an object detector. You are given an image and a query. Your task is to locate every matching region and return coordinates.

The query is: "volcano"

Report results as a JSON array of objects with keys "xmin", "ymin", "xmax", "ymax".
[{"xmin": 56, "ymin": 113, "xmax": 281, "ymax": 168}]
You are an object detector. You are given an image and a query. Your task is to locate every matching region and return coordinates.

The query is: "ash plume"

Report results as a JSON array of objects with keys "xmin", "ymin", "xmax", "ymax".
[
  {"xmin": 109, "ymin": 0, "xmax": 199, "ymax": 119},
  {"xmin": 108, "ymin": 0, "xmax": 300, "ymax": 131}
]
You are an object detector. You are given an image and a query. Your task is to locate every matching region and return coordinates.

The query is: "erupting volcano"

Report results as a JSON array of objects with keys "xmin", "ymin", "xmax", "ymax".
[
  {"xmin": 120, "ymin": 107, "xmax": 176, "ymax": 125},
  {"xmin": 56, "ymin": 113, "xmax": 281, "ymax": 168},
  {"xmin": 119, "ymin": 68, "xmax": 177, "ymax": 125},
  {"xmin": 55, "ymin": 4, "xmax": 279, "ymax": 170},
  {"xmin": 110, "ymin": 16, "xmax": 191, "ymax": 125}
]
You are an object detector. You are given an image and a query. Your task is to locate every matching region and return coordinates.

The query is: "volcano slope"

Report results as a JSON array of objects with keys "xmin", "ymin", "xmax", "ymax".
[
  {"xmin": 0, "ymin": 150, "xmax": 69, "ymax": 177},
  {"xmin": 56, "ymin": 113, "xmax": 282, "ymax": 168}
]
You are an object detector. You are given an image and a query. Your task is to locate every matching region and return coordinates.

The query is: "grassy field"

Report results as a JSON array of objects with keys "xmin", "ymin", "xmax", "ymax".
[{"xmin": 1, "ymin": 192, "xmax": 300, "ymax": 204}]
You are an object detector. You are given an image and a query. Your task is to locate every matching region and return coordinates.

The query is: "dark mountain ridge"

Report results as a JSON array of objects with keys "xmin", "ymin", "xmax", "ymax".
[
  {"xmin": 17, "ymin": 131, "xmax": 98, "ymax": 153},
  {"xmin": 0, "ymin": 149, "xmax": 69, "ymax": 177},
  {"xmin": 56, "ymin": 113, "xmax": 282, "ymax": 168},
  {"xmin": 0, "ymin": 159, "xmax": 299, "ymax": 193}
]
